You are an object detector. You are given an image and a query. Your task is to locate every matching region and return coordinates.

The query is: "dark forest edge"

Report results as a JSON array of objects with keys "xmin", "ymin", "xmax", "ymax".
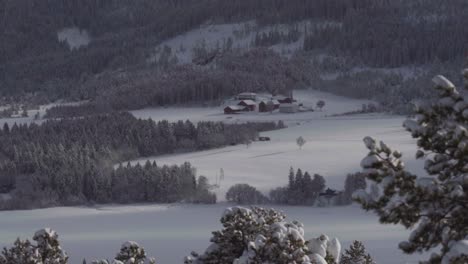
[
  {"xmin": 0, "ymin": 112, "xmax": 285, "ymax": 210},
  {"xmin": 225, "ymin": 168, "xmax": 367, "ymax": 207},
  {"xmin": 1, "ymin": 0, "xmax": 467, "ymax": 114}
]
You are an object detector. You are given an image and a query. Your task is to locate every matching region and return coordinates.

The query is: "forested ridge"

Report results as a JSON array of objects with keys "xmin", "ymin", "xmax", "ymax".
[
  {"xmin": 1, "ymin": 0, "xmax": 467, "ymax": 112},
  {"xmin": 0, "ymin": 112, "xmax": 283, "ymax": 209}
]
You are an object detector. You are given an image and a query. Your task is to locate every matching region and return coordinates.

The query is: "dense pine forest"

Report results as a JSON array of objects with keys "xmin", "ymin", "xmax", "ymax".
[
  {"xmin": 1, "ymin": 0, "xmax": 467, "ymax": 112},
  {"xmin": 0, "ymin": 112, "xmax": 283, "ymax": 209}
]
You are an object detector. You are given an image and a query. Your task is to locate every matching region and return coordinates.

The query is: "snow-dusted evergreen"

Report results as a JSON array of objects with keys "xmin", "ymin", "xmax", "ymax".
[
  {"xmin": 340, "ymin": 241, "xmax": 375, "ymax": 264},
  {"xmin": 226, "ymin": 184, "xmax": 268, "ymax": 204},
  {"xmin": 0, "ymin": 228, "xmax": 68, "ymax": 264},
  {"xmin": 185, "ymin": 206, "xmax": 341, "ymax": 264},
  {"xmin": 353, "ymin": 70, "xmax": 468, "ymax": 263},
  {"xmin": 1, "ymin": 229, "xmax": 158, "ymax": 264}
]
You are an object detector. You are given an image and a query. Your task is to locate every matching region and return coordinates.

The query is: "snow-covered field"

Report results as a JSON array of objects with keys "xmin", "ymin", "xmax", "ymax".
[
  {"xmin": 0, "ymin": 90, "xmax": 429, "ymax": 263},
  {"xmin": 131, "ymin": 89, "xmax": 373, "ymax": 125},
  {"xmin": 131, "ymin": 115, "xmax": 424, "ymax": 200},
  {"xmin": 131, "ymin": 89, "xmax": 423, "ymax": 198},
  {"xmin": 0, "ymin": 204, "xmax": 427, "ymax": 264}
]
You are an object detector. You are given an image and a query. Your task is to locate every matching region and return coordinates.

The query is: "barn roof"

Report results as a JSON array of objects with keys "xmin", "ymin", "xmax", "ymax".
[
  {"xmin": 260, "ymin": 100, "xmax": 280, "ymax": 105},
  {"xmin": 238, "ymin": 100, "xmax": 256, "ymax": 106},
  {"xmin": 225, "ymin": 105, "xmax": 246, "ymax": 111}
]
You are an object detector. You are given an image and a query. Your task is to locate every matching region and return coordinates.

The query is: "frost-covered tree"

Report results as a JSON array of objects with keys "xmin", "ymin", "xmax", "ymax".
[
  {"xmin": 33, "ymin": 228, "xmax": 69, "ymax": 264},
  {"xmin": 339, "ymin": 173, "xmax": 366, "ymax": 205},
  {"xmin": 316, "ymin": 100, "xmax": 326, "ymax": 111},
  {"xmin": 226, "ymin": 184, "xmax": 268, "ymax": 204},
  {"xmin": 353, "ymin": 71, "xmax": 468, "ymax": 263},
  {"xmin": 340, "ymin": 240, "xmax": 375, "ymax": 264},
  {"xmin": 114, "ymin": 241, "xmax": 155, "ymax": 264},
  {"xmin": 0, "ymin": 228, "xmax": 68, "ymax": 264},
  {"xmin": 296, "ymin": 136, "xmax": 307, "ymax": 150},
  {"xmin": 185, "ymin": 206, "xmax": 341, "ymax": 264},
  {"xmin": 0, "ymin": 239, "xmax": 39, "ymax": 264}
]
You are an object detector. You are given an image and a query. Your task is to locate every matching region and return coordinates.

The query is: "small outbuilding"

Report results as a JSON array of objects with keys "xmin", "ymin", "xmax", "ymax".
[
  {"xmin": 259, "ymin": 100, "xmax": 280, "ymax": 112},
  {"xmin": 273, "ymin": 95, "xmax": 294, "ymax": 104},
  {"xmin": 279, "ymin": 103, "xmax": 299, "ymax": 113},
  {"xmin": 224, "ymin": 105, "xmax": 247, "ymax": 114},
  {"xmin": 238, "ymin": 100, "xmax": 257, "ymax": 111}
]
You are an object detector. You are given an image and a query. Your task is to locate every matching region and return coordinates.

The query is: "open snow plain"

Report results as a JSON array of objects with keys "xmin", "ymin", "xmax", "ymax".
[
  {"xmin": 0, "ymin": 90, "xmax": 428, "ymax": 263},
  {"xmin": 0, "ymin": 204, "xmax": 427, "ymax": 264}
]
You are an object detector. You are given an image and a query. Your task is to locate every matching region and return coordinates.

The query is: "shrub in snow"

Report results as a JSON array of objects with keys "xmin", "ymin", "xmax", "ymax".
[
  {"xmin": 185, "ymin": 206, "xmax": 341, "ymax": 264},
  {"xmin": 115, "ymin": 241, "xmax": 154, "ymax": 264},
  {"xmin": 0, "ymin": 228, "xmax": 68, "ymax": 264},
  {"xmin": 340, "ymin": 240, "xmax": 375, "ymax": 264},
  {"xmin": 0, "ymin": 239, "xmax": 39, "ymax": 264},
  {"xmin": 296, "ymin": 136, "xmax": 307, "ymax": 149},
  {"xmin": 1, "ymin": 229, "xmax": 156, "ymax": 264},
  {"xmin": 354, "ymin": 70, "xmax": 468, "ymax": 263},
  {"xmin": 92, "ymin": 241, "xmax": 156, "ymax": 264},
  {"xmin": 316, "ymin": 100, "xmax": 326, "ymax": 111},
  {"xmin": 226, "ymin": 184, "xmax": 268, "ymax": 204}
]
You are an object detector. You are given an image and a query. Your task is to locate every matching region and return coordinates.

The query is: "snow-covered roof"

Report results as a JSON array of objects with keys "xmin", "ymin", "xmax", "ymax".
[
  {"xmin": 260, "ymin": 100, "xmax": 280, "ymax": 105},
  {"xmin": 238, "ymin": 100, "xmax": 256, "ymax": 106},
  {"xmin": 225, "ymin": 105, "xmax": 246, "ymax": 111}
]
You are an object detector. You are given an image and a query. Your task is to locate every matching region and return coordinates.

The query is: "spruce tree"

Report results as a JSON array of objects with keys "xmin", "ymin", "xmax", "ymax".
[
  {"xmin": 115, "ymin": 241, "xmax": 155, "ymax": 264},
  {"xmin": 341, "ymin": 240, "xmax": 375, "ymax": 264},
  {"xmin": 186, "ymin": 206, "xmax": 342, "ymax": 264},
  {"xmin": 33, "ymin": 228, "xmax": 68, "ymax": 264},
  {"xmin": 354, "ymin": 71, "xmax": 468, "ymax": 263}
]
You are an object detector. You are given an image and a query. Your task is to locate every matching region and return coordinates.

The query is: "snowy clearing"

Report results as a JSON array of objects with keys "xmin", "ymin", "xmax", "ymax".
[
  {"xmin": 57, "ymin": 27, "xmax": 91, "ymax": 50},
  {"xmin": 130, "ymin": 115, "xmax": 424, "ymax": 199},
  {"xmin": 1, "ymin": 89, "xmax": 429, "ymax": 263},
  {"xmin": 149, "ymin": 21, "xmax": 313, "ymax": 64},
  {"xmin": 131, "ymin": 89, "xmax": 373, "ymax": 126},
  {"xmin": 0, "ymin": 203, "xmax": 427, "ymax": 264}
]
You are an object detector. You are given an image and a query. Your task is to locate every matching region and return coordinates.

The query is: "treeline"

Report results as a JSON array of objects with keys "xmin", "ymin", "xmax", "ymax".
[
  {"xmin": 44, "ymin": 103, "xmax": 112, "ymax": 118},
  {"xmin": 112, "ymin": 161, "xmax": 216, "ymax": 205},
  {"xmin": 0, "ymin": 112, "xmax": 283, "ymax": 209},
  {"xmin": 29, "ymin": 49, "xmax": 309, "ymax": 112},
  {"xmin": 269, "ymin": 168, "xmax": 326, "ymax": 205},
  {"xmin": 252, "ymin": 27, "xmax": 301, "ymax": 47},
  {"xmin": 87, "ymin": 49, "xmax": 310, "ymax": 110},
  {"xmin": 226, "ymin": 168, "xmax": 367, "ymax": 206},
  {"xmin": 303, "ymin": 0, "xmax": 468, "ymax": 67}
]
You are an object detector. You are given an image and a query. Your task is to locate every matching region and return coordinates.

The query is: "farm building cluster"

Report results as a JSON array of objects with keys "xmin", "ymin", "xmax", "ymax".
[{"xmin": 224, "ymin": 92, "xmax": 314, "ymax": 114}]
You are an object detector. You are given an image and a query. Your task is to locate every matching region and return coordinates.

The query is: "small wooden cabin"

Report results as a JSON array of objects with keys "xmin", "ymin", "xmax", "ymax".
[
  {"xmin": 237, "ymin": 100, "xmax": 257, "ymax": 111},
  {"xmin": 224, "ymin": 105, "xmax": 247, "ymax": 114}
]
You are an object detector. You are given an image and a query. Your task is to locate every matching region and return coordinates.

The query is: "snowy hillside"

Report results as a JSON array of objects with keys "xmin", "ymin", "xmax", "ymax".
[{"xmin": 149, "ymin": 21, "xmax": 312, "ymax": 64}]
